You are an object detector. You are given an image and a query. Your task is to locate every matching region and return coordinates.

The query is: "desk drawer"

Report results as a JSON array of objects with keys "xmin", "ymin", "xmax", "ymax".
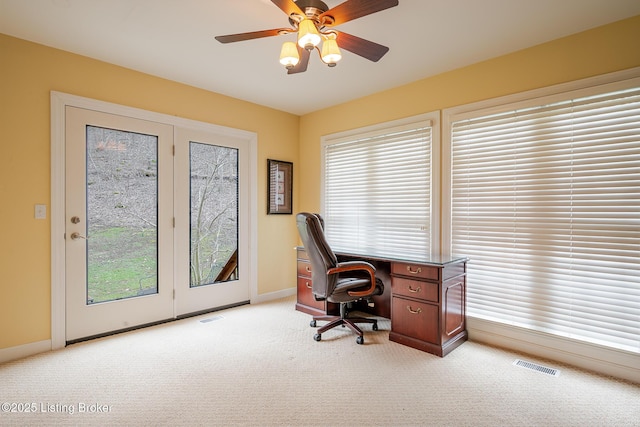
[
  {"xmin": 392, "ymin": 276, "xmax": 438, "ymax": 302},
  {"xmin": 297, "ymin": 276, "xmax": 323, "ymax": 310},
  {"xmin": 391, "ymin": 296, "xmax": 439, "ymax": 345},
  {"xmin": 297, "ymin": 260, "xmax": 312, "ymax": 277},
  {"xmin": 391, "ymin": 262, "xmax": 439, "ymax": 281}
]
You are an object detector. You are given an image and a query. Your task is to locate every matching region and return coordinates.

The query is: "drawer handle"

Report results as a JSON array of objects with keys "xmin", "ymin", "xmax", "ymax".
[
  {"xmin": 406, "ymin": 266, "xmax": 422, "ymax": 274},
  {"xmin": 305, "ymin": 266, "xmax": 311, "ymax": 273},
  {"xmin": 408, "ymin": 285, "xmax": 421, "ymax": 293},
  {"xmin": 305, "ymin": 281, "xmax": 312, "ymax": 289},
  {"xmin": 406, "ymin": 306, "xmax": 422, "ymax": 315}
]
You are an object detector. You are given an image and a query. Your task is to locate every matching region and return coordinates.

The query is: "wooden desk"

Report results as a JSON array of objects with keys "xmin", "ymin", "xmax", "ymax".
[{"xmin": 295, "ymin": 247, "xmax": 468, "ymax": 357}]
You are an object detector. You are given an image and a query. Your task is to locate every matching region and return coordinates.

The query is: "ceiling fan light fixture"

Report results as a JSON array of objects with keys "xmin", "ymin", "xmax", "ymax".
[
  {"xmin": 297, "ymin": 19, "xmax": 321, "ymax": 50},
  {"xmin": 321, "ymin": 38, "xmax": 341, "ymax": 66},
  {"xmin": 215, "ymin": 0, "xmax": 398, "ymax": 75},
  {"xmin": 279, "ymin": 41, "xmax": 300, "ymax": 69}
]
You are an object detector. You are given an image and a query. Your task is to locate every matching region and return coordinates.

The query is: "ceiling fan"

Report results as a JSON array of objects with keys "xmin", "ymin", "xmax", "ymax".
[{"xmin": 215, "ymin": 0, "xmax": 399, "ymax": 74}]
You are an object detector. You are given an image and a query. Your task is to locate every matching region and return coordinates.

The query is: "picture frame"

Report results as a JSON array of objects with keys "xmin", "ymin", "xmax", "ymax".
[{"xmin": 267, "ymin": 159, "xmax": 293, "ymax": 214}]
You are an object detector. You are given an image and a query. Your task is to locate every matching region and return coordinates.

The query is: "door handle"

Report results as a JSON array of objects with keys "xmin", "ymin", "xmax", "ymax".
[{"xmin": 70, "ymin": 232, "xmax": 88, "ymax": 240}]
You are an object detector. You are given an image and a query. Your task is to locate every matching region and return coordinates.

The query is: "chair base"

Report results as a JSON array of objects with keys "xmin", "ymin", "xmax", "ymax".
[{"xmin": 310, "ymin": 303, "xmax": 378, "ymax": 344}]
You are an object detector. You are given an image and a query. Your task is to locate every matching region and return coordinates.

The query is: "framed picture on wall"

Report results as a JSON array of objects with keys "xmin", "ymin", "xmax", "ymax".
[{"xmin": 267, "ymin": 159, "xmax": 293, "ymax": 214}]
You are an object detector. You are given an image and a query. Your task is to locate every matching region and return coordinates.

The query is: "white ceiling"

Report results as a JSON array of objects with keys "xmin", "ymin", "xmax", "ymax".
[{"xmin": 1, "ymin": 0, "xmax": 639, "ymax": 115}]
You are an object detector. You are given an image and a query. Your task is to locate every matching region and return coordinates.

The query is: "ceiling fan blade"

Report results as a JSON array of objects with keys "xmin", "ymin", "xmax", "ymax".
[
  {"xmin": 271, "ymin": 0, "xmax": 305, "ymax": 17},
  {"xmin": 287, "ymin": 46, "xmax": 311, "ymax": 74},
  {"xmin": 321, "ymin": 0, "xmax": 399, "ymax": 26},
  {"xmin": 335, "ymin": 31, "xmax": 389, "ymax": 62},
  {"xmin": 215, "ymin": 28, "xmax": 291, "ymax": 43}
]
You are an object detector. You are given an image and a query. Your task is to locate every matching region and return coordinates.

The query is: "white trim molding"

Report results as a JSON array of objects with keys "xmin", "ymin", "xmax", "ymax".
[
  {"xmin": 0, "ymin": 340, "xmax": 52, "ymax": 364},
  {"xmin": 251, "ymin": 287, "xmax": 297, "ymax": 305}
]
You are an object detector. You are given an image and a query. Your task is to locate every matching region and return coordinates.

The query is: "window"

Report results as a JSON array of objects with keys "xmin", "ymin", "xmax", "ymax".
[
  {"xmin": 322, "ymin": 113, "xmax": 438, "ymax": 262},
  {"xmin": 445, "ymin": 77, "xmax": 640, "ymax": 354}
]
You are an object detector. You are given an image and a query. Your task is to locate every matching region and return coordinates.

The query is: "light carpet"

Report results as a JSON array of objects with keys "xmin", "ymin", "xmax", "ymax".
[{"xmin": 1, "ymin": 296, "xmax": 639, "ymax": 426}]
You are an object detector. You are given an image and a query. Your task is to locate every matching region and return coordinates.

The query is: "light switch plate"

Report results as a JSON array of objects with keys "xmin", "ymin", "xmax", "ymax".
[{"xmin": 35, "ymin": 204, "xmax": 47, "ymax": 219}]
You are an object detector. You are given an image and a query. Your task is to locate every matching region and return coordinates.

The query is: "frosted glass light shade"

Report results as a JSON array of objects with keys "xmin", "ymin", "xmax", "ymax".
[
  {"xmin": 297, "ymin": 19, "xmax": 321, "ymax": 50},
  {"xmin": 279, "ymin": 42, "xmax": 300, "ymax": 69},
  {"xmin": 321, "ymin": 38, "xmax": 342, "ymax": 64}
]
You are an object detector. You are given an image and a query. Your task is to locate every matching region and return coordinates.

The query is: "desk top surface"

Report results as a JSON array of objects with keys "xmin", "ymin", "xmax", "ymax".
[{"xmin": 335, "ymin": 250, "xmax": 469, "ymax": 267}]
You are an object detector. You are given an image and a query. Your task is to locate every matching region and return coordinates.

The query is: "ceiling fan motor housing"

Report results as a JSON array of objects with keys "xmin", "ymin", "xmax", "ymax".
[{"xmin": 289, "ymin": 0, "xmax": 334, "ymax": 27}]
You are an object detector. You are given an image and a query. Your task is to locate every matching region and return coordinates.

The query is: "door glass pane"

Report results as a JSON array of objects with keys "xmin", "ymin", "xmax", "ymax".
[
  {"xmin": 190, "ymin": 142, "xmax": 239, "ymax": 287},
  {"xmin": 86, "ymin": 126, "xmax": 158, "ymax": 304}
]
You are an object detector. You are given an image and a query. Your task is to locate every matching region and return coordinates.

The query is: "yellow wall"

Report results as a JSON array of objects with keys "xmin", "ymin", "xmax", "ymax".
[
  {"xmin": 299, "ymin": 15, "xmax": 640, "ymax": 214},
  {"xmin": 1, "ymin": 15, "xmax": 639, "ymax": 352},
  {"xmin": 0, "ymin": 34, "xmax": 300, "ymax": 349}
]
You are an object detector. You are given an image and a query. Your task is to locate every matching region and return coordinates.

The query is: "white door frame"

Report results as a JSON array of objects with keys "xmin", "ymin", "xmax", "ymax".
[{"xmin": 50, "ymin": 91, "xmax": 258, "ymax": 350}]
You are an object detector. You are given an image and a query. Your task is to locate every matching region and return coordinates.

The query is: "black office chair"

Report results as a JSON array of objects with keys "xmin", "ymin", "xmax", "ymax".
[{"xmin": 296, "ymin": 212, "xmax": 384, "ymax": 344}]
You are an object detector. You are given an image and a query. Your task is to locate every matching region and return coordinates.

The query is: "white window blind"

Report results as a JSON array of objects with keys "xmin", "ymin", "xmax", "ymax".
[
  {"xmin": 450, "ymin": 85, "xmax": 640, "ymax": 353},
  {"xmin": 323, "ymin": 119, "xmax": 432, "ymax": 262}
]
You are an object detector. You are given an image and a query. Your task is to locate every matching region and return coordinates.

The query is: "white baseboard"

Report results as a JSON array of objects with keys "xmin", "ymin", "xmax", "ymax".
[
  {"xmin": 0, "ymin": 340, "xmax": 52, "ymax": 364},
  {"xmin": 468, "ymin": 317, "xmax": 640, "ymax": 384},
  {"xmin": 251, "ymin": 287, "xmax": 296, "ymax": 305}
]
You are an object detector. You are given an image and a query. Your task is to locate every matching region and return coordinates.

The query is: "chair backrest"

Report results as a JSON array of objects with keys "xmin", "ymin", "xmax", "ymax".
[{"xmin": 296, "ymin": 212, "xmax": 338, "ymax": 299}]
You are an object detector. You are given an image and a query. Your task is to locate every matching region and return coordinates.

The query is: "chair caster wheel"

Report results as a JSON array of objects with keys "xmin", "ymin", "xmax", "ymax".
[
  {"xmin": 356, "ymin": 336, "xmax": 364, "ymax": 345},
  {"xmin": 314, "ymin": 333, "xmax": 322, "ymax": 341},
  {"xmin": 372, "ymin": 322, "xmax": 378, "ymax": 331},
  {"xmin": 310, "ymin": 320, "xmax": 316, "ymax": 327}
]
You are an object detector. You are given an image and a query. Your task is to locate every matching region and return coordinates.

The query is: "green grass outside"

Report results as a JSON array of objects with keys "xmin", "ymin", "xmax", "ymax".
[
  {"xmin": 86, "ymin": 226, "xmax": 237, "ymax": 303},
  {"xmin": 87, "ymin": 226, "xmax": 157, "ymax": 303}
]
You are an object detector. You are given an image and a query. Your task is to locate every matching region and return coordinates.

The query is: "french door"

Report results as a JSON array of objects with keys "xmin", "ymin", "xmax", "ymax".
[
  {"xmin": 173, "ymin": 127, "xmax": 250, "ymax": 315},
  {"xmin": 64, "ymin": 105, "xmax": 250, "ymax": 342}
]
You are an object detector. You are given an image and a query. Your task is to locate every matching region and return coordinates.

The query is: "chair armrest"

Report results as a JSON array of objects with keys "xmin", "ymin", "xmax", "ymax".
[{"xmin": 327, "ymin": 261, "xmax": 377, "ymax": 297}]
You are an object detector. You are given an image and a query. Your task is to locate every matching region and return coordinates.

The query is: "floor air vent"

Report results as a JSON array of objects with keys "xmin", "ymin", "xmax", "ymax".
[
  {"xmin": 513, "ymin": 359, "xmax": 560, "ymax": 377},
  {"xmin": 199, "ymin": 315, "xmax": 224, "ymax": 324}
]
